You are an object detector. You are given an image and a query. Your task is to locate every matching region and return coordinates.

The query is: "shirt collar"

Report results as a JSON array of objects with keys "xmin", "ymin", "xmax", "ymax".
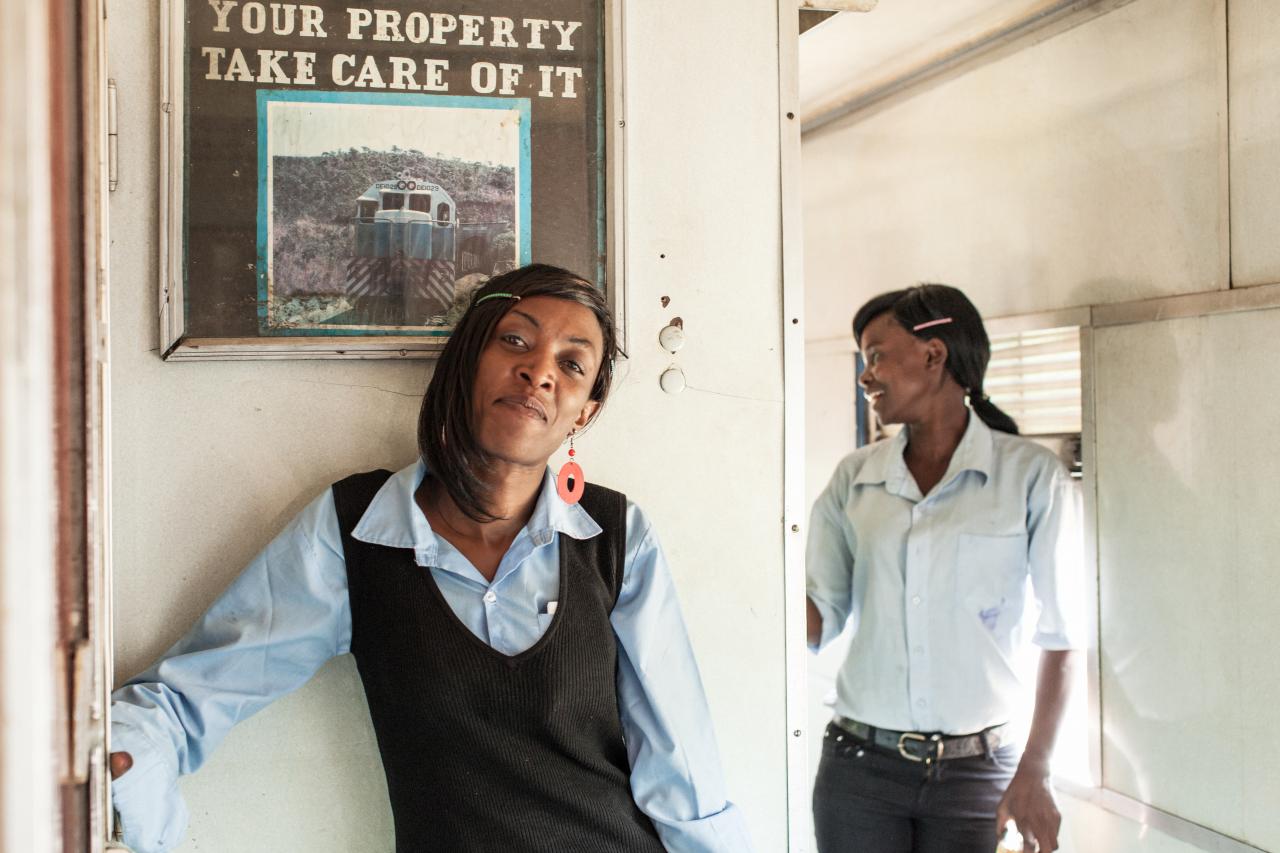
[
  {"xmin": 851, "ymin": 428, "xmax": 908, "ymax": 488},
  {"xmin": 945, "ymin": 411, "xmax": 994, "ymax": 484},
  {"xmin": 852, "ymin": 412, "xmax": 994, "ymax": 496},
  {"xmin": 350, "ymin": 459, "xmax": 603, "ymax": 560}
]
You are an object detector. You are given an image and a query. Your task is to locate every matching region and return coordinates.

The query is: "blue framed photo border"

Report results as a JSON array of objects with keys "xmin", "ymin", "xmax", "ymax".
[{"xmin": 253, "ymin": 89, "xmax": 532, "ymax": 338}]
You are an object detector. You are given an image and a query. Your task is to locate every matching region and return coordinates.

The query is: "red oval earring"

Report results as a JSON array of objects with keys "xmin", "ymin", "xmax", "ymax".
[{"xmin": 556, "ymin": 432, "xmax": 586, "ymax": 504}]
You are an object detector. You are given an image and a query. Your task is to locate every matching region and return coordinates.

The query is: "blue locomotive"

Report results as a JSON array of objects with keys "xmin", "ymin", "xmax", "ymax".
[
  {"xmin": 344, "ymin": 173, "xmax": 512, "ymax": 325},
  {"xmin": 344, "ymin": 175, "xmax": 457, "ymax": 325}
]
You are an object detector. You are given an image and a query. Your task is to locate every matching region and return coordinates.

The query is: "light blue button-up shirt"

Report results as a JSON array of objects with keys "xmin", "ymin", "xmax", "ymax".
[
  {"xmin": 806, "ymin": 414, "xmax": 1084, "ymax": 735},
  {"xmin": 111, "ymin": 461, "xmax": 752, "ymax": 853}
]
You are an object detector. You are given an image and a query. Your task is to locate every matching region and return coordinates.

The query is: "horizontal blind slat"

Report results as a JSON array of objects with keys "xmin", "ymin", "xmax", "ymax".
[{"xmin": 986, "ymin": 326, "xmax": 1082, "ymax": 436}]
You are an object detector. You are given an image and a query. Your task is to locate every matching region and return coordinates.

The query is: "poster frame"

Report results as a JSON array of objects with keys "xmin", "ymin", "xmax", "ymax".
[{"xmin": 158, "ymin": 0, "xmax": 628, "ymax": 361}]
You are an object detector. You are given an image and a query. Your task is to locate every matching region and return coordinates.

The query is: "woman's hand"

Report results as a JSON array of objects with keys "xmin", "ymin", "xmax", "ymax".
[
  {"xmin": 109, "ymin": 751, "xmax": 133, "ymax": 779},
  {"xmin": 996, "ymin": 761, "xmax": 1061, "ymax": 852},
  {"xmin": 998, "ymin": 649, "xmax": 1075, "ymax": 850}
]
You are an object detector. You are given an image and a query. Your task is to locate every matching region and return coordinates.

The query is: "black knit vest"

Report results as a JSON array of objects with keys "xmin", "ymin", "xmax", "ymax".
[{"xmin": 332, "ymin": 471, "xmax": 666, "ymax": 853}]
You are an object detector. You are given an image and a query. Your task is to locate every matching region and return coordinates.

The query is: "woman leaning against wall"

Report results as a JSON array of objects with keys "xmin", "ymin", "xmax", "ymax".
[{"xmin": 109, "ymin": 264, "xmax": 753, "ymax": 853}]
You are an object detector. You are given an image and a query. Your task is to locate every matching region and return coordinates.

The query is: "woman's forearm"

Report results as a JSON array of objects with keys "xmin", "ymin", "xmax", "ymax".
[{"xmin": 1020, "ymin": 649, "xmax": 1077, "ymax": 772}]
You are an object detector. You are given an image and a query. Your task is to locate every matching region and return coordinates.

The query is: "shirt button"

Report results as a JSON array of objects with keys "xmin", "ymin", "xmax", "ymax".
[
  {"xmin": 483, "ymin": 590, "xmax": 497, "ymax": 604},
  {"xmin": 913, "ymin": 646, "xmax": 924, "ymax": 654},
  {"xmin": 911, "ymin": 595, "xmax": 922, "ymax": 606},
  {"xmin": 917, "ymin": 699, "xmax": 926, "ymax": 708}
]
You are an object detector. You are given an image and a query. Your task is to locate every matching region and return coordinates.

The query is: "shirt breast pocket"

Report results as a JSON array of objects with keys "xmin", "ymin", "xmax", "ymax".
[{"xmin": 956, "ymin": 532, "xmax": 1028, "ymax": 632}]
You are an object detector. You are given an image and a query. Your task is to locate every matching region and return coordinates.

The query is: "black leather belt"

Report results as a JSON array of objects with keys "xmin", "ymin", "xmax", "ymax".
[{"xmin": 829, "ymin": 716, "xmax": 1008, "ymax": 764}]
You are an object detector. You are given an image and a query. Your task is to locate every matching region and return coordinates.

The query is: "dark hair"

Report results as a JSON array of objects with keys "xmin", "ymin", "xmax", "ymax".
[
  {"xmin": 852, "ymin": 284, "xmax": 1019, "ymax": 435},
  {"xmin": 417, "ymin": 263, "xmax": 619, "ymax": 521}
]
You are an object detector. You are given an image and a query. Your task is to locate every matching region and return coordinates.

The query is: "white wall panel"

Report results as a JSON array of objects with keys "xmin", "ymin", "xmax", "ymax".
[
  {"xmin": 1227, "ymin": 0, "xmax": 1280, "ymax": 287},
  {"xmin": 1058, "ymin": 797, "xmax": 1206, "ymax": 853},
  {"xmin": 800, "ymin": 340, "xmax": 857, "ymax": 850},
  {"xmin": 802, "ymin": 0, "xmax": 1227, "ymax": 342},
  {"xmin": 803, "ymin": 340, "xmax": 856, "ymax": 511},
  {"xmin": 108, "ymin": 1, "xmax": 788, "ymax": 849},
  {"xmin": 583, "ymin": 4, "xmax": 787, "ymax": 843},
  {"xmin": 1094, "ymin": 308, "xmax": 1280, "ymax": 851},
  {"xmin": 0, "ymin": 3, "xmax": 58, "ymax": 849}
]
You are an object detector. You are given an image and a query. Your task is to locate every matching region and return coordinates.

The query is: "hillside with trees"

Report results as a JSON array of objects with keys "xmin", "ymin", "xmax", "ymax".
[{"xmin": 272, "ymin": 147, "xmax": 515, "ymax": 224}]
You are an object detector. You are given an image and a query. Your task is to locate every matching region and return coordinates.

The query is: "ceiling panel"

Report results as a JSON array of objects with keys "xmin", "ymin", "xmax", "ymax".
[{"xmin": 799, "ymin": 0, "xmax": 1030, "ymax": 116}]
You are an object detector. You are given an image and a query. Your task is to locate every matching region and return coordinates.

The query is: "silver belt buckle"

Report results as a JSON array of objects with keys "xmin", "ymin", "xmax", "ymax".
[{"xmin": 897, "ymin": 731, "xmax": 943, "ymax": 763}]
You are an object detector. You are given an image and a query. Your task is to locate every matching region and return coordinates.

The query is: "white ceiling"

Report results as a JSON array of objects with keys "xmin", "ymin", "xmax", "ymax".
[{"xmin": 798, "ymin": 0, "xmax": 1033, "ymax": 119}]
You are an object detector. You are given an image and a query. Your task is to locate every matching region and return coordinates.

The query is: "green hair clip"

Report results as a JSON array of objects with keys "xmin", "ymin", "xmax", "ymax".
[{"xmin": 475, "ymin": 292, "xmax": 520, "ymax": 305}]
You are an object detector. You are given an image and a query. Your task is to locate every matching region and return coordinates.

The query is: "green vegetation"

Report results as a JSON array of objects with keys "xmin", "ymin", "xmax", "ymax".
[
  {"xmin": 266, "ymin": 293, "xmax": 353, "ymax": 327},
  {"xmin": 271, "ymin": 217, "xmax": 349, "ymax": 296},
  {"xmin": 272, "ymin": 147, "xmax": 515, "ymax": 225}
]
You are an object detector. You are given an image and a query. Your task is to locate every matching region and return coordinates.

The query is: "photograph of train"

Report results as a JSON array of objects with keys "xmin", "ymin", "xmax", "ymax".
[{"xmin": 261, "ymin": 96, "xmax": 525, "ymax": 332}]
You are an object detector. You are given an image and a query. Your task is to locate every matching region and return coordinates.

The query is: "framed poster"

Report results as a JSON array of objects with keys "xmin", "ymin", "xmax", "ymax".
[{"xmin": 159, "ymin": 1, "xmax": 625, "ymax": 360}]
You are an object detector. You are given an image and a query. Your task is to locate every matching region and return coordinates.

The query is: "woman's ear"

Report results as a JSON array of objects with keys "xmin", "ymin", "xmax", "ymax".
[
  {"xmin": 924, "ymin": 337, "xmax": 949, "ymax": 372},
  {"xmin": 573, "ymin": 399, "xmax": 601, "ymax": 430}
]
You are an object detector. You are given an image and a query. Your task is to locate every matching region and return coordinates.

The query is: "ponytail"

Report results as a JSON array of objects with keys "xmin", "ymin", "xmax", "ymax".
[{"xmin": 970, "ymin": 391, "xmax": 1019, "ymax": 435}]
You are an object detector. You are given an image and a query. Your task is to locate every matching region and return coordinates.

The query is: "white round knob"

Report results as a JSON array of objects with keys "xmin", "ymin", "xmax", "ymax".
[
  {"xmin": 658, "ymin": 324, "xmax": 685, "ymax": 353},
  {"xmin": 659, "ymin": 367, "xmax": 686, "ymax": 394}
]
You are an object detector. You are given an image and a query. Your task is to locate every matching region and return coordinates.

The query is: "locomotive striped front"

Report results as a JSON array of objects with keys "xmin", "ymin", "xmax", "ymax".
[{"xmin": 346, "ymin": 176, "xmax": 458, "ymax": 325}]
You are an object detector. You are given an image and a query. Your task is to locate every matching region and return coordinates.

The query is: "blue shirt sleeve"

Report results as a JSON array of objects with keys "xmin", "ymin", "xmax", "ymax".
[
  {"xmin": 1025, "ymin": 458, "xmax": 1086, "ymax": 650},
  {"xmin": 610, "ymin": 502, "xmax": 755, "ymax": 853},
  {"xmin": 805, "ymin": 461, "xmax": 857, "ymax": 651},
  {"xmin": 110, "ymin": 488, "xmax": 351, "ymax": 853}
]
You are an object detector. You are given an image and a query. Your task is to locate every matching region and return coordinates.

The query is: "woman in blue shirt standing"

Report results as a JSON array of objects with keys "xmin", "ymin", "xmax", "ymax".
[
  {"xmin": 109, "ymin": 264, "xmax": 751, "ymax": 853},
  {"xmin": 806, "ymin": 284, "xmax": 1082, "ymax": 853}
]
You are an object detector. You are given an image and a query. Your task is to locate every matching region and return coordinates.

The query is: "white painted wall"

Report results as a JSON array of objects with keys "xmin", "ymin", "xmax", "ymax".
[
  {"xmin": 801, "ymin": 0, "xmax": 1278, "ymax": 849},
  {"xmin": 1057, "ymin": 798, "xmax": 1204, "ymax": 853},
  {"xmin": 803, "ymin": 0, "xmax": 1226, "ymax": 341},
  {"xmin": 1095, "ymin": 310, "xmax": 1280, "ymax": 852},
  {"xmin": 0, "ymin": 3, "xmax": 58, "ymax": 850},
  {"xmin": 107, "ymin": 1, "xmax": 788, "ymax": 850},
  {"xmin": 1228, "ymin": 0, "xmax": 1280, "ymax": 287}
]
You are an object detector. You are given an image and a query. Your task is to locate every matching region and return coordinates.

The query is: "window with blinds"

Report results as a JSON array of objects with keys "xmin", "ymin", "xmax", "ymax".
[{"xmin": 985, "ymin": 325, "xmax": 1082, "ymax": 437}]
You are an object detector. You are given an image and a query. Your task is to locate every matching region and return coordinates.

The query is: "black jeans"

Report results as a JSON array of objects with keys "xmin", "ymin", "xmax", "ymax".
[{"xmin": 813, "ymin": 722, "xmax": 1019, "ymax": 853}]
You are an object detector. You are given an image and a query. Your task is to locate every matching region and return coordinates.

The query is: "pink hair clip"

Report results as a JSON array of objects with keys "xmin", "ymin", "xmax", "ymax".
[{"xmin": 912, "ymin": 317, "xmax": 954, "ymax": 331}]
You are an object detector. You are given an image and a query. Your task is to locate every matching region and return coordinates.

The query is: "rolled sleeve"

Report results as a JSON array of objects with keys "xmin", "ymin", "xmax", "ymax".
[
  {"xmin": 638, "ymin": 802, "xmax": 753, "ymax": 853},
  {"xmin": 1026, "ymin": 462, "xmax": 1087, "ymax": 650},
  {"xmin": 805, "ymin": 466, "xmax": 857, "ymax": 651},
  {"xmin": 611, "ymin": 502, "xmax": 754, "ymax": 853},
  {"xmin": 109, "ymin": 713, "xmax": 188, "ymax": 853}
]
